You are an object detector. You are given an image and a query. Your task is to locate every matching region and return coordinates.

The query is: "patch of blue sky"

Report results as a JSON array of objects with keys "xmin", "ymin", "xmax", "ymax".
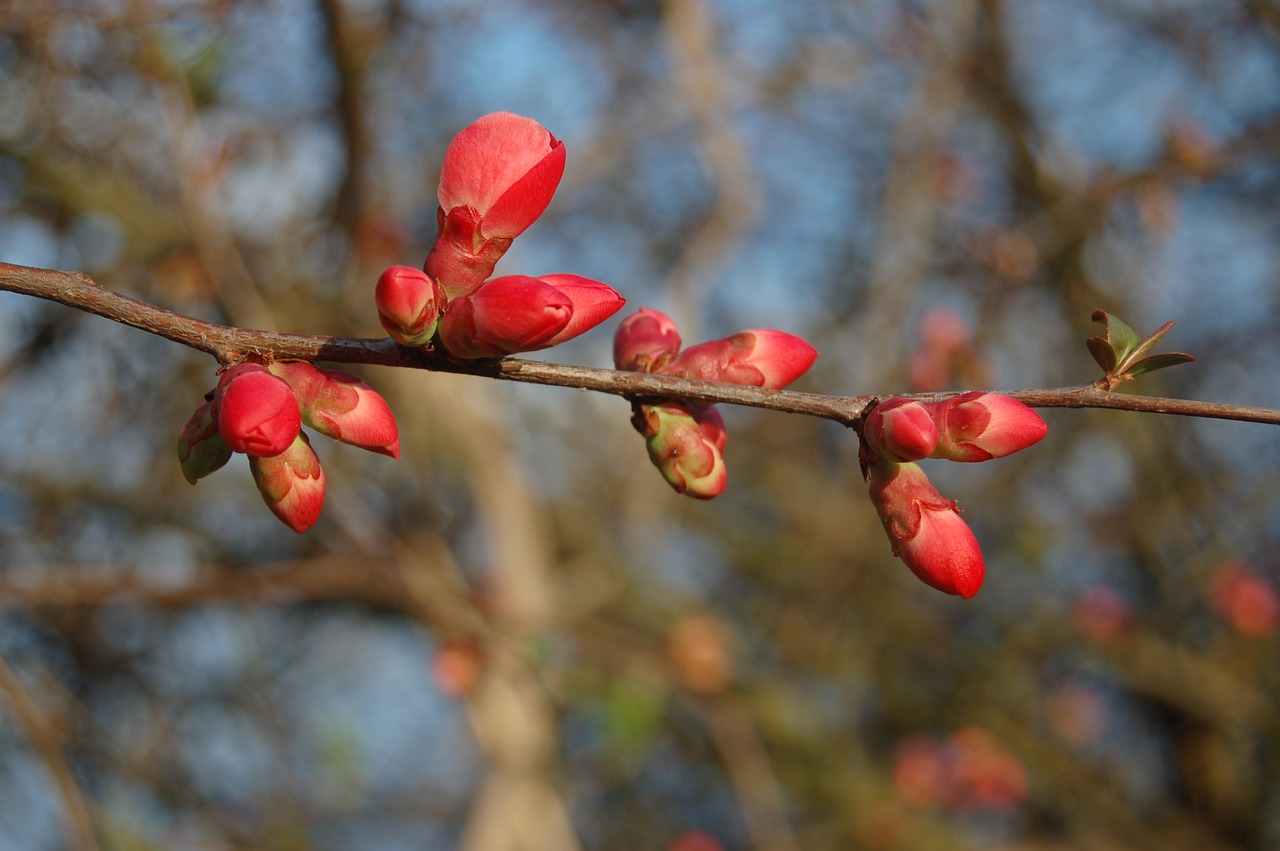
[
  {"xmin": 426, "ymin": 5, "xmax": 615, "ymax": 141},
  {"xmin": 0, "ymin": 214, "xmax": 61, "ymax": 269},
  {"xmin": 712, "ymin": 0, "xmax": 876, "ymax": 74},
  {"xmin": 280, "ymin": 618, "xmax": 479, "ymax": 796},
  {"xmin": 221, "ymin": 124, "xmax": 346, "ymax": 240},
  {"xmin": 175, "ymin": 704, "xmax": 285, "ymax": 804},
  {"xmin": 1006, "ymin": 0, "xmax": 1197, "ymax": 170},
  {"xmin": 704, "ymin": 98, "xmax": 886, "ymax": 331},
  {"xmin": 0, "ymin": 749, "xmax": 63, "ymax": 851},
  {"xmin": 1145, "ymin": 187, "xmax": 1279, "ymax": 341},
  {"xmin": 218, "ymin": 0, "xmax": 335, "ymax": 120},
  {"xmin": 1201, "ymin": 27, "xmax": 1280, "ymax": 130}
]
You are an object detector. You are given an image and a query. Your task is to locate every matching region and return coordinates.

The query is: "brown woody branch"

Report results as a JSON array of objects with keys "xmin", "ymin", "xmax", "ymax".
[{"xmin": 2, "ymin": 261, "xmax": 1278, "ymax": 427}]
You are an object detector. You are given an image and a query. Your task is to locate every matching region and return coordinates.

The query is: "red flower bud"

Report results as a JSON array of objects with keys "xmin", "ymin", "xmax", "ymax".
[
  {"xmin": 536, "ymin": 274, "xmax": 627, "ymax": 348},
  {"xmin": 863, "ymin": 397, "xmax": 939, "ymax": 462},
  {"xmin": 660, "ymin": 329, "xmax": 818, "ymax": 389},
  {"xmin": 437, "ymin": 275, "xmax": 569, "ymax": 359},
  {"xmin": 426, "ymin": 112, "xmax": 567, "ymax": 297},
  {"xmin": 614, "ymin": 308, "xmax": 682, "ymax": 372},
  {"xmin": 176, "ymin": 399, "xmax": 232, "ymax": 484},
  {"xmin": 249, "ymin": 432, "xmax": 325, "ymax": 533},
  {"xmin": 268, "ymin": 362, "xmax": 401, "ymax": 459},
  {"xmin": 633, "ymin": 403, "xmax": 727, "ymax": 499},
  {"xmin": 925, "ymin": 392, "xmax": 1047, "ymax": 462},
  {"xmin": 437, "ymin": 273, "xmax": 624, "ymax": 359},
  {"xmin": 437, "ymin": 112, "xmax": 565, "ymax": 239},
  {"xmin": 214, "ymin": 364, "xmax": 302, "ymax": 457},
  {"xmin": 867, "ymin": 460, "xmax": 984, "ymax": 598},
  {"xmin": 1211, "ymin": 562, "xmax": 1280, "ymax": 637},
  {"xmin": 375, "ymin": 265, "xmax": 440, "ymax": 347}
]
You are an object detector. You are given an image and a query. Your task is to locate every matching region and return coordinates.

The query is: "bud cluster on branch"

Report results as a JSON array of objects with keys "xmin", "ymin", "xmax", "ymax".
[
  {"xmin": 0, "ymin": 111, "xmax": 1268, "ymax": 598},
  {"xmin": 179, "ymin": 361, "xmax": 399, "ymax": 532},
  {"xmin": 862, "ymin": 394, "xmax": 1047, "ymax": 597}
]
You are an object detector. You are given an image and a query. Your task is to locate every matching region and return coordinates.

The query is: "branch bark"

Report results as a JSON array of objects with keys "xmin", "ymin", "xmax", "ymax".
[{"xmin": 2, "ymin": 261, "xmax": 1278, "ymax": 427}]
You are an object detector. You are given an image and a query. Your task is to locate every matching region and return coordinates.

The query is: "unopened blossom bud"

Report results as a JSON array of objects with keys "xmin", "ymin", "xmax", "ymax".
[
  {"xmin": 614, "ymin": 308, "xmax": 682, "ymax": 372},
  {"xmin": 925, "ymin": 392, "xmax": 1047, "ymax": 462},
  {"xmin": 375, "ymin": 265, "xmax": 440, "ymax": 347},
  {"xmin": 437, "ymin": 273, "xmax": 624, "ymax": 359},
  {"xmin": 1211, "ymin": 562, "xmax": 1280, "ymax": 637},
  {"xmin": 249, "ymin": 432, "xmax": 325, "ymax": 533},
  {"xmin": 176, "ymin": 399, "xmax": 231, "ymax": 484},
  {"xmin": 214, "ymin": 363, "xmax": 302, "ymax": 457},
  {"xmin": 661, "ymin": 329, "xmax": 819, "ymax": 389},
  {"xmin": 268, "ymin": 361, "xmax": 400, "ymax": 458},
  {"xmin": 437, "ymin": 275, "xmax": 569, "ymax": 359},
  {"xmin": 537, "ymin": 274, "xmax": 627, "ymax": 347},
  {"xmin": 426, "ymin": 112, "xmax": 567, "ymax": 297},
  {"xmin": 863, "ymin": 398, "xmax": 939, "ymax": 462},
  {"xmin": 633, "ymin": 402, "xmax": 727, "ymax": 499},
  {"xmin": 867, "ymin": 460, "xmax": 984, "ymax": 598}
]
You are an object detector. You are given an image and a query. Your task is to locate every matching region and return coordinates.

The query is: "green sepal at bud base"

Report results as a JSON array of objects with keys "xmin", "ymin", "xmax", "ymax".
[
  {"xmin": 176, "ymin": 399, "xmax": 232, "ymax": 484},
  {"xmin": 633, "ymin": 402, "xmax": 727, "ymax": 500},
  {"xmin": 249, "ymin": 432, "xmax": 326, "ymax": 533},
  {"xmin": 268, "ymin": 361, "xmax": 401, "ymax": 458}
]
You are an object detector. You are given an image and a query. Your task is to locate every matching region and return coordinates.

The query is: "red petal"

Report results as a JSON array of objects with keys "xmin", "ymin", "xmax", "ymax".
[
  {"xmin": 537, "ymin": 274, "xmax": 626, "ymax": 346},
  {"xmin": 437, "ymin": 112, "xmax": 564, "ymax": 237}
]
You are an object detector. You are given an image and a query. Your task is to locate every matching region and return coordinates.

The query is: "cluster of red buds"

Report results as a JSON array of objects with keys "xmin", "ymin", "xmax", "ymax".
[
  {"xmin": 376, "ymin": 112, "xmax": 626, "ymax": 359},
  {"xmin": 177, "ymin": 362, "xmax": 399, "ymax": 532},
  {"xmin": 613, "ymin": 308, "xmax": 818, "ymax": 498},
  {"xmin": 861, "ymin": 393, "xmax": 1047, "ymax": 598},
  {"xmin": 892, "ymin": 727, "xmax": 1028, "ymax": 813},
  {"xmin": 907, "ymin": 308, "xmax": 989, "ymax": 392}
]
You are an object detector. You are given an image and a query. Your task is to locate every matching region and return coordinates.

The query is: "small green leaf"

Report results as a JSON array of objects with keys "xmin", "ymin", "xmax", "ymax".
[
  {"xmin": 1086, "ymin": 336, "xmax": 1117, "ymax": 374},
  {"xmin": 1124, "ymin": 352, "xmax": 1196, "ymax": 378},
  {"xmin": 1115, "ymin": 320, "xmax": 1177, "ymax": 374},
  {"xmin": 1087, "ymin": 309, "xmax": 1196, "ymax": 389},
  {"xmin": 1092, "ymin": 309, "xmax": 1143, "ymax": 362}
]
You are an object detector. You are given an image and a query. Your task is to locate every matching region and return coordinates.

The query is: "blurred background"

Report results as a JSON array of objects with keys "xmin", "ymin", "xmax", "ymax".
[{"xmin": 1, "ymin": 0, "xmax": 1279, "ymax": 849}]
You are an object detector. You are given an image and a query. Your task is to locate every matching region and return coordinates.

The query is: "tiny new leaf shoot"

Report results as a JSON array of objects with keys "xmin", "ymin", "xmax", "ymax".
[{"xmin": 1088, "ymin": 309, "xmax": 1196, "ymax": 391}]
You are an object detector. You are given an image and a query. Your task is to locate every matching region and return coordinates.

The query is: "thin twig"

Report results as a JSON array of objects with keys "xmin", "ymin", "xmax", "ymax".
[
  {"xmin": 2, "ymin": 261, "xmax": 1278, "ymax": 427},
  {"xmin": 0, "ymin": 653, "xmax": 100, "ymax": 851}
]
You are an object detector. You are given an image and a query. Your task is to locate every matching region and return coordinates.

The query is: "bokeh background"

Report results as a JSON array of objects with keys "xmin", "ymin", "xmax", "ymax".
[{"xmin": 2, "ymin": 1, "xmax": 1280, "ymax": 849}]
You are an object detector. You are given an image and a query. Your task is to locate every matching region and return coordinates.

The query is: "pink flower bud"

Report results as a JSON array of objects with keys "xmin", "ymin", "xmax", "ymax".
[
  {"xmin": 249, "ymin": 432, "xmax": 325, "ymax": 533},
  {"xmin": 633, "ymin": 402, "xmax": 728, "ymax": 499},
  {"xmin": 437, "ymin": 275, "xmax": 570, "ymax": 359},
  {"xmin": 534, "ymin": 274, "xmax": 627, "ymax": 347},
  {"xmin": 867, "ymin": 460, "xmax": 984, "ymax": 598},
  {"xmin": 1211, "ymin": 562, "xmax": 1280, "ymax": 637},
  {"xmin": 375, "ymin": 265, "xmax": 440, "ymax": 347},
  {"xmin": 426, "ymin": 112, "xmax": 567, "ymax": 297},
  {"xmin": 214, "ymin": 364, "xmax": 302, "ymax": 457},
  {"xmin": 660, "ymin": 329, "xmax": 818, "ymax": 389},
  {"xmin": 437, "ymin": 273, "xmax": 624, "ymax": 359},
  {"xmin": 437, "ymin": 112, "xmax": 566, "ymax": 239},
  {"xmin": 268, "ymin": 361, "xmax": 401, "ymax": 459},
  {"xmin": 925, "ymin": 392, "xmax": 1047, "ymax": 462},
  {"xmin": 863, "ymin": 398, "xmax": 939, "ymax": 462},
  {"xmin": 614, "ymin": 308, "xmax": 682, "ymax": 372},
  {"xmin": 176, "ymin": 399, "xmax": 232, "ymax": 484}
]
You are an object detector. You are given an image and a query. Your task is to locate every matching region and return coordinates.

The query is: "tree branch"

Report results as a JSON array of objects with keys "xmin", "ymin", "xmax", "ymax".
[{"xmin": 2, "ymin": 261, "xmax": 1278, "ymax": 427}]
